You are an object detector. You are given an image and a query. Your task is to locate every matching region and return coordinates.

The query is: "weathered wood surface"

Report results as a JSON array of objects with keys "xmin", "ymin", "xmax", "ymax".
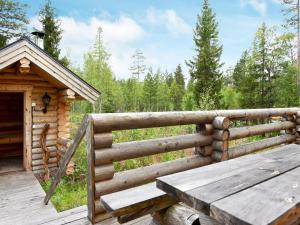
[
  {"xmin": 229, "ymin": 121, "xmax": 295, "ymax": 140},
  {"xmin": 23, "ymin": 205, "xmax": 152, "ymax": 225},
  {"xmin": 210, "ymin": 166, "xmax": 300, "ymax": 225},
  {"xmin": 95, "ymin": 134, "xmax": 212, "ymax": 164},
  {"xmin": 157, "ymin": 144, "xmax": 300, "ymax": 216},
  {"xmin": 213, "ymin": 134, "xmax": 295, "ymax": 161},
  {"xmin": 0, "ymin": 171, "xmax": 57, "ymax": 225},
  {"xmin": 95, "ymin": 155, "xmax": 211, "ymax": 197},
  {"xmin": 101, "ymin": 182, "xmax": 175, "ymax": 217},
  {"xmin": 91, "ymin": 108, "xmax": 299, "ymax": 132},
  {"xmin": 152, "ymin": 204, "xmax": 222, "ymax": 225}
]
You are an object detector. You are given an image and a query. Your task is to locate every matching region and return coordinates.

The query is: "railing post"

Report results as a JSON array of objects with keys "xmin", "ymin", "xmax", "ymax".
[
  {"xmin": 87, "ymin": 115, "xmax": 114, "ymax": 223},
  {"xmin": 296, "ymin": 111, "xmax": 300, "ymax": 144},
  {"xmin": 194, "ymin": 124, "xmax": 213, "ymax": 161},
  {"xmin": 211, "ymin": 117, "xmax": 230, "ymax": 162}
]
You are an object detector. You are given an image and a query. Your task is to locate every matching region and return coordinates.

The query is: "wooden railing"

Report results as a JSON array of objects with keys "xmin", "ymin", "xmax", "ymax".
[
  {"xmin": 44, "ymin": 108, "xmax": 300, "ymax": 224},
  {"xmin": 87, "ymin": 108, "xmax": 300, "ymax": 223}
]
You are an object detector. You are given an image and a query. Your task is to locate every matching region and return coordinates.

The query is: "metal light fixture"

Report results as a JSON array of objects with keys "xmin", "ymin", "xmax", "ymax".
[{"xmin": 42, "ymin": 92, "xmax": 51, "ymax": 114}]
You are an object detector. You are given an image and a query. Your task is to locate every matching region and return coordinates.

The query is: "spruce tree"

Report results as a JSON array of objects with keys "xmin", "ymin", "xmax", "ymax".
[
  {"xmin": 39, "ymin": 0, "xmax": 62, "ymax": 60},
  {"xmin": 0, "ymin": 0, "xmax": 28, "ymax": 47},
  {"xmin": 187, "ymin": 0, "xmax": 223, "ymax": 108},
  {"xmin": 171, "ymin": 64, "xmax": 185, "ymax": 110}
]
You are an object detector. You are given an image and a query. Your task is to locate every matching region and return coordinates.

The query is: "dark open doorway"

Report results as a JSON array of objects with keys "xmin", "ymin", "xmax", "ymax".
[{"xmin": 0, "ymin": 92, "xmax": 24, "ymax": 173}]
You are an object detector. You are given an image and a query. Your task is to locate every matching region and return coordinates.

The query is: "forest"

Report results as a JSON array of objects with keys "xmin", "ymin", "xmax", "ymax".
[{"xmin": 1, "ymin": 0, "xmax": 299, "ymax": 114}]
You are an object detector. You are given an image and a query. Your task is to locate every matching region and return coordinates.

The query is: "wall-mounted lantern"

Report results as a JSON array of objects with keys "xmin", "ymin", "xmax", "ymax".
[{"xmin": 42, "ymin": 92, "xmax": 51, "ymax": 114}]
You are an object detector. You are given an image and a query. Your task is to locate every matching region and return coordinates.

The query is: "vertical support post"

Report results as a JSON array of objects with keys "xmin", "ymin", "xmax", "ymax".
[
  {"xmin": 212, "ymin": 117, "xmax": 230, "ymax": 162},
  {"xmin": 86, "ymin": 117, "xmax": 96, "ymax": 223},
  {"xmin": 86, "ymin": 116, "xmax": 114, "ymax": 223},
  {"xmin": 296, "ymin": 111, "xmax": 300, "ymax": 144},
  {"xmin": 194, "ymin": 124, "xmax": 213, "ymax": 160}
]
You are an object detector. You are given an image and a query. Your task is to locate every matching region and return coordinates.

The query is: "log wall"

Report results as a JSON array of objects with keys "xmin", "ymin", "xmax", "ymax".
[{"xmin": 0, "ymin": 67, "xmax": 72, "ymax": 174}]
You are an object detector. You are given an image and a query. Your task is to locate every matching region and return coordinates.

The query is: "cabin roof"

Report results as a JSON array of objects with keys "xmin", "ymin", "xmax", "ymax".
[{"xmin": 0, "ymin": 37, "xmax": 100, "ymax": 103}]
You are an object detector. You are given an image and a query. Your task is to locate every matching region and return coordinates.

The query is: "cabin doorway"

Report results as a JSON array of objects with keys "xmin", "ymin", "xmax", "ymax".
[{"xmin": 0, "ymin": 92, "xmax": 24, "ymax": 173}]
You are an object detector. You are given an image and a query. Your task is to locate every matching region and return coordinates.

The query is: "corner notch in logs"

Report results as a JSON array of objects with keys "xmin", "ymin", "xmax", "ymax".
[{"xmin": 18, "ymin": 58, "xmax": 31, "ymax": 74}]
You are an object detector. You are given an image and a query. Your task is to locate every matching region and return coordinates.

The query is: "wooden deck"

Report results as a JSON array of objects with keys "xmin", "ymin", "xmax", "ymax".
[{"xmin": 0, "ymin": 171, "xmax": 151, "ymax": 225}]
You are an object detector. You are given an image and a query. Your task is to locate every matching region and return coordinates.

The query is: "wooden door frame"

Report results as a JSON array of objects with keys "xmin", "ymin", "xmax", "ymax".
[{"xmin": 0, "ymin": 84, "xmax": 33, "ymax": 171}]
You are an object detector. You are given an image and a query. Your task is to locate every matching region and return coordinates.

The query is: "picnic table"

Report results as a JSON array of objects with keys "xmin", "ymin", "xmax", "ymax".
[{"xmin": 156, "ymin": 144, "xmax": 300, "ymax": 225}]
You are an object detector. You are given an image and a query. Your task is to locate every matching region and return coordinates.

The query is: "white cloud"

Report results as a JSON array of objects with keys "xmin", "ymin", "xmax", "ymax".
[
  {"xmin": 241, "ymin": 0, "xmax": 267, "ymax": 15},
  {"xmin": 29, "ymin": 15, "xmax": 144, "ymax": 78},
  {"xmin": 146, "ymin": 8, "xmax": 191, "ymax": 35}
]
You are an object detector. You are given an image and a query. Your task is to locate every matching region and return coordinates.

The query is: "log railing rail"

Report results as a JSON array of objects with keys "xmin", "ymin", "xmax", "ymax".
[{"xmin": 42, "ymin": 108, "xmax": 300, "ymax": 224}]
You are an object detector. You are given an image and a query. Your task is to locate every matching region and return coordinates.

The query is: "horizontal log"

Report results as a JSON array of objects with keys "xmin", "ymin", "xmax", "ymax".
[
  {"xmin": 213, "ymin": 117, "xmax": 230, "ymax": 129},
  {"xmin": 213, "ymin": 130, "xmax": 229, "ymax": 141},
  {"xmin": 196, "ymin": 124, "xmax": 213, "ymax": 135},
  {"xmin": 33, "ymin": 111, "xmax": 57, "ymax": 117},
  {"xmin": 195, "ymin": 145, "xmax": 213, "ymax": 156},
  {"xmin": 91, "ymin": 108, "xmax": 299, "ymax": 132},
  {"xmin": 31, "ymin": 146, "xmax": 57, "ymax": 154},
  {"xmin": 32, "ymin": 157, "xmax": 57, "ymax": 166},
  {"xmin": 32, "ymin": 140, "xmax": 56, "ymax": 148},
  {"xmin": 212, "ymin": 141, "xmax": 228, "ymax": 152},
  {"xmin": 32, "ymin": 152, "xmax": 57, "ymax": 160},
  {"xmin": 57, "ymin": 137, "xmax": 72, "ymax": 148},
  {"xmin": 33, "ymin": 117, "xmax": 58, "ymax": 123},
  {"xmin": 32, "ymin": 123, "xmax": 57, "ymax": 130},
  {"xmin": 94, "ymin": 164, "xmax": 115, "ymax": 182},
  {"xmin": 94, "ymin": 133, "xmax": 113, "ymax": 149},
  {"xmin": 33, "ymin": 128, "xmax": 57, "ymax": 135},
  {"xmin": 32, "ymin": 88, "xmax": 58, "ymax": 94},
  {"xmin": 33, "ymin": 167, "xmax": 57, "ymax": 174},
  {"xmin": 32, "ymin": 134, "xmax": 57, "ymax": 142},
  {"xmin": 213, "ymin": 134, "xmax": 295, "ymax": 161},
  {"xmin": 95, "ymin": 155, "xmax": 211, "ymax": 197},
  {"xmin": 95, "ymin": 134, "xmax": 213, "ymax": 165},
  {"xmin": 32, "ymin": 163, "xmax": 57, "ymax": 171},
  {"xmin": 58, "ymin": 89, "xmax": 75, "ymax": 96},
  {"xmin": 229, "ymin": 121, "xmax": 295, "ymax": 140},
  {"xmin": 153, "ymin": 204, "xmax": 221, "ymax": 225}
]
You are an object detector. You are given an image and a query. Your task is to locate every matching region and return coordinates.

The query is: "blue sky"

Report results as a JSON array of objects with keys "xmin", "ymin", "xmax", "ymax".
[{"xmin": 21, "ymin": 0, "xmax": 286, "ymax": 79}]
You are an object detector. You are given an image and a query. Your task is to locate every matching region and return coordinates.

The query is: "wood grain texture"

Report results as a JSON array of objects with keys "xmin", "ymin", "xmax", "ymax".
[
  {"xmin": 157, "ymin": 144, "xmax": 300, "ymax": 214},
  {"xmin": 211, "ymin": 166, "xmax": 300, "ymax": 225}
]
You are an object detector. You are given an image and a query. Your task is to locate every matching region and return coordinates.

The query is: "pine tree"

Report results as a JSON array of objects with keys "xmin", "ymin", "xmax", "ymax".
[
  {"xmin": 187, "ymin": 0, "xmax": 223, "ymax": 108},
  {"xmin": 39, "ymin": 0, "xmax": 63, "ymax": 61},
  {"xmin": 0, "ymin": 0, "xmax": 28, "ymax": 47}
]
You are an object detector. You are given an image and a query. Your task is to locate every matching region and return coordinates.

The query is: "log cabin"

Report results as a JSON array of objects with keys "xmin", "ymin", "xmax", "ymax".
[{"xmin": 0, "ymin": 36, "xmax": 100, "ymax": 176}]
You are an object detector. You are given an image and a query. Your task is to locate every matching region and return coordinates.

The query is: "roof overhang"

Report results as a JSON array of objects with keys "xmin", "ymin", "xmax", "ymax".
[{"xmin": 0, "ymin": 38, "xmax": 100, "ymax": 103}]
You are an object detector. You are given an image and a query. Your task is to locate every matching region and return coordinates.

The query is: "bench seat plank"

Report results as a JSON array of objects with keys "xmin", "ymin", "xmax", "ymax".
[
  {"xmin": 211, "ymin": 166, "xmax": 300, "ymax": 225},
  {"xmin": 101, "ymin": 183, "xmax": 175, "ymax": 218}
]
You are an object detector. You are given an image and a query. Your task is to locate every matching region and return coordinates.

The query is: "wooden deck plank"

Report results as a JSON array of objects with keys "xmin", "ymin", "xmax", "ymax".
[
  {"xmin": 32, "ymin": 205, "xmax": 152, "ymax": 225},
  {"xmin": 211, "ymin": 166, "xmax": 300, "ymax": 225},
  {"xmin": 0, "ymin": 171, "xmax": 57, "ymax": 225}
]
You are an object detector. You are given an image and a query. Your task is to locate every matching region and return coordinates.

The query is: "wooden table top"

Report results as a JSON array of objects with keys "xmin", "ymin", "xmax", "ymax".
[{"xmin": 156, "ymin": 144, "xmax": 300, "ymax": 225}]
